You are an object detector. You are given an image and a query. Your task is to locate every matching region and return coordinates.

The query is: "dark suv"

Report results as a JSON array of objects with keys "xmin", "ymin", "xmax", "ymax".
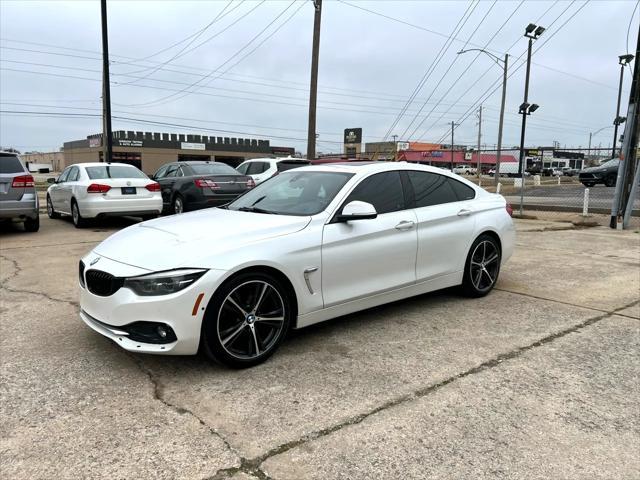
[
  {"xmin": 579, "ymin": 158, "xmax": 619, "ymax": 187},
  {"xmin": 0, "ymin": 152, "xmax": 39, "ymax": 232}
]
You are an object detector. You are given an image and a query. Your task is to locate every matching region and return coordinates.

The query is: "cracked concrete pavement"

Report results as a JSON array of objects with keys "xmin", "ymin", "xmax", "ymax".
[{"xmin": 1, "ymin": 216, "xmax": 638, "ymax": 479}]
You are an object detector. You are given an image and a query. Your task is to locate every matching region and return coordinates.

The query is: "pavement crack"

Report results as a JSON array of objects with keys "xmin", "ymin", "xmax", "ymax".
[
  {"xmin": 127, "ymin": 355, "xmax": 274, "ymax": 480},
  {"xmin": 244, "ymin": 299, "xmax": 639, "ymax": 469},
  {"xmin": 0, "ymin": 253, "xmax": 79, "ymax": 307}
]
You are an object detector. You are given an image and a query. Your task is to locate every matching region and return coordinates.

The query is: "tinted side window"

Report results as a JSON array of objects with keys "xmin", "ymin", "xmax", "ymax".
[
  {"xmin": 448, "ymin": 178, "xmax": 475, "ymax": 200},
  {"xmin": 407, "ymin": 171, "xmax": 458, "ymax": 207},
  {"xmin": 154, "ymin": 165, "xmax": 169, "ymax": 179},
  {"xmin": 164, "ymin": 165, "xmax": 179, "ymax": 177},
  {"xmin": 247, "ymin": 162, "xmax": 268, "ymax": 175},
  {"xmin": 236, "ymin": 163, "xmax": 249, "ymax": 175},
  {"xmin": 345, "ymin": 172, "xmax": 405, "ymax": 214}
]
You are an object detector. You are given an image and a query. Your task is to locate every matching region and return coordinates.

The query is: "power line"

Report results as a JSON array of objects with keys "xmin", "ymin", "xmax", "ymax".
[
  {"xmin": 627, "ymin": 0, "xmax": 639, "ymax": 57},
  {"xmin": 380, "ymin": 0, "xmax": 479, "ymax": 144},
  {"xmin": 114, "ymin": 0, "xmax": 241, "ymax": 67},
  {"xmin": 402, "ymin": 0, "xmax": 518, "ymax": 141},
  {"xmin": 116, "ymin": 0, "xmax": 239, "ymax": 85},
  {"xmin": 0, "ymin": 66, "xmax": 477, "ymax": 118},
  {"xmin": 120, "ymin": 0, "xmax": 303, "ymax": 108},
  {"xmin": 424, "ymin": 0, "xmax": 585, "ymax": 143}
]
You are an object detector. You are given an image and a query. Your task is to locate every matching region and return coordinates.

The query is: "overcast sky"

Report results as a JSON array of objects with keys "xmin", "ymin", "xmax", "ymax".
[{"xmin": 0, "ymin": 0, "xmax": 638, "ymax": 155}]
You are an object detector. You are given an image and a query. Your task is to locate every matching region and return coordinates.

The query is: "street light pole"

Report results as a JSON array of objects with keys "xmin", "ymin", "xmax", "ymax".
[
  {"xmin": 517, "ymin": 24, "xmax": 544, "ymax": 216},
  {"xmin": 612, "ymin": 63, "xmax": 625, "ymax": 158},
  {"xmin": 457, "ymin": 49, "xmax": 509, "ymax": 185},
  {"xmin": 450, "ymin": 121, "xmax": 459, "ymax": 172}
]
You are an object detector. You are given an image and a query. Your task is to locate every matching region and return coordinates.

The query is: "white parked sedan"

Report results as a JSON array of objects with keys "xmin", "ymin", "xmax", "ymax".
[
  {"xmin": 47, "ymin": 162, "xmax": 162, "ymax": 227},
  {"xmin": 79, "ymin": 162, "xmax": 515, "ymax": 367}
]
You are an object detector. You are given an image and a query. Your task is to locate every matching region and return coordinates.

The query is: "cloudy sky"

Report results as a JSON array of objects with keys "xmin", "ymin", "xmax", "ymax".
[{"xmin": 0, "ymin": 0, "xmax": 638, "ymax": 155}]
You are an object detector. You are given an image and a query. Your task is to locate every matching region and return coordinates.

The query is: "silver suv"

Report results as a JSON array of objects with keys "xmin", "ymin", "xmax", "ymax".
[{"xmin": 0, "ymin": 152, "xmax": 39, "ymax": 232}]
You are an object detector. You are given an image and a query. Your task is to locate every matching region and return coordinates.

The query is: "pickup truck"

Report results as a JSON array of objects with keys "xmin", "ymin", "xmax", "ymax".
[{"xmin": 453, "ymin": 164, "xmax": 477, "ymax": 175}]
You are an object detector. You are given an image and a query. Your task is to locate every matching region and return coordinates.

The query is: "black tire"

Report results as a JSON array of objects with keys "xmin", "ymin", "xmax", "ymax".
[
  {"xmin": 461, "ymin": 234, "xmax": 501, "ymax": 298},
  {"xmin": 582, "ymin": 182, "xmax": 595, "ymax": 188},
  {"xmin": 71, "ymin": 200, "xmax": 87, "ymax": 228},
  {"xmin": 24, "ymin": 215, "xmax": 40, "ymax": 232},
  {"xmin": 46, "ymin": 195, "xmax": 60, "ymax": 219},
  {"xmin": 604, "ymin": 175, "xmax": 616, "ymax": 187},
  {"xmin": 171, "ymin": 194, "xmax": 185, "ymax": 215},
  {"xmin": 201, "ymin": 272, "xmax": 292, "ymax": 368}
]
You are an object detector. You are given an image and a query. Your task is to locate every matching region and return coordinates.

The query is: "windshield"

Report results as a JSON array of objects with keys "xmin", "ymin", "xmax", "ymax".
[
  {"xmin": 86, "ymin": 165, "xmax": 147, "ymax": 179},
  {"xmin": 599, "ymin": 159, "xmax": 619, "ymax": 168},
  {"xmin": 227, "ymin": 170, "xmax": 353, "ymax": 216},
  {"xmin": 189, "ymin": 163, "xmax": 239, "ymax": 175}
]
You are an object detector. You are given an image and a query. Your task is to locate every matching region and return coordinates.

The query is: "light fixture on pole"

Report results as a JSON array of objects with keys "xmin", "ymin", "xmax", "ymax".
[
  {"xmin": 517, "ymin": 23, "xmax": 544, "ymax": 216},
  {"xmin": 457, "ymin": 48, "xmax": 509, "ymax": 185},
  {"xmin": 612, "ymin": 54, "xmax": 635, "ymax": 157}
]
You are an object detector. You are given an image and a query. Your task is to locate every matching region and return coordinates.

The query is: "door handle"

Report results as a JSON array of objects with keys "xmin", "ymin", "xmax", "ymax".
[
  {"xmin": 457, "ymin": 209, "xmax": 473, "ymax": 217},
  {"xmin": 395, "ymin": 220, "xmax": 415, "ymax": 230}
]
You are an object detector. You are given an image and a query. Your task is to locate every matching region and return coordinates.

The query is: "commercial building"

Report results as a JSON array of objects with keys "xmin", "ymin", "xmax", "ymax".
[
  {"xmin": 398, "ymin": 149, "xmax": 517, "ymax": 170},
  {"xmin": 20, "ymin": 151, "xmax": 64, "ymax": 172},
  {"xmin": 63, "ymin": 130, "xmax": 295, "ymax": 174}
]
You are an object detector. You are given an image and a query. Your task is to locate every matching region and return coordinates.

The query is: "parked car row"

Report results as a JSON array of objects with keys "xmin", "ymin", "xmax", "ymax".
[{"xmin": 0, "ymin": 152, "xmax": 312, "ymax": 233}]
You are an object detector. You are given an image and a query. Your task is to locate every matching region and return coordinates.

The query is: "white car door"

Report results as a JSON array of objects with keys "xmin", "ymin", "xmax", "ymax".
[
  {"xmin": 50, "ymin": 167, "xmax": 71, "ymax": 212},
  {"xmin": 406, "ymin": 170, "xmax": 477, "ymax": 281},
  {"xmin": 321, "ymin": 171, "xmax": 418, "ymax": 307},
  {"xmin": 60, "ymin": 165, "xmax": 80, "ymax": 213}
]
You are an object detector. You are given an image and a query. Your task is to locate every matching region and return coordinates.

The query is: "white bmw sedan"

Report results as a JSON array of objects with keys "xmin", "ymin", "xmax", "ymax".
[
  {"xmin": 47, "ymin": 162, "xmax": 162, "ymax": 228},
  {"xmin": 79, "ymin": 162, "xmax": 515, "ymax": 368}
]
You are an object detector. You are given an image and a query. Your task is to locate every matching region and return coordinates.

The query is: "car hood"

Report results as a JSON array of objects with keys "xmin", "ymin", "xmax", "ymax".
[{"xmin": 93, "ymin": 208, "xmax": 311, "ymax": 271}]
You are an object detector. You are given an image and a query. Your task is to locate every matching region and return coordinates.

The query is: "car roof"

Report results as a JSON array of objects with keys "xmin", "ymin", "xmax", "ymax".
[
  {"xmin": 69, "ymin": 162, "xmax": 140, "ymax": 168},
  {"xmin": 288, "ymin": 161, "xmax": 486, "ymax": 192},
  {"xmin": 180, "ymin": 161, "xmax": 228, "ymax": 166}
]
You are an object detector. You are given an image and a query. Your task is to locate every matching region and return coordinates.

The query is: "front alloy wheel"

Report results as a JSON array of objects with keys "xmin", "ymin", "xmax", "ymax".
[
  {"xmin": 202, "ymin": 273, "xmax": 291, "ymax": 368},
  {"xmin": 461, "ymin": 234, "xmax": 501, "ymax": 297}
]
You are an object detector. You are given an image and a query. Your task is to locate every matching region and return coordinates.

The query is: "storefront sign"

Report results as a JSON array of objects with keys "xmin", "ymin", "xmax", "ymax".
[
  {"xmin": 396, "ymin": 142, "xmax": 410, "ymax": 151},
  {"xmin": 89, "ymin": 137, "xmax": 102, "ymax": 148},
  {"xmin": 343, "ymin": 128, "xmax": 362, "ymax": 144},
  {"xmin": 118, "ymin": 140, "xmax": 143, "ymax": 147},
  {"xmin": 181, "ymin": 142, "xmax": 206, "ymax": 150}
]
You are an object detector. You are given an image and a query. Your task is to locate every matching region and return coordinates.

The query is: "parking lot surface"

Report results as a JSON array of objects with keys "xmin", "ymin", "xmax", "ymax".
[{"xmin": 1, "ymin": 216, "xmax": 639, "ymax": 479}]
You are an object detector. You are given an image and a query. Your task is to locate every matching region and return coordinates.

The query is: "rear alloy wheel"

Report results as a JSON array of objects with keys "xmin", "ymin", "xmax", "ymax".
[
  {"xmin": 71, "ymin": 200, "xmax": 87, "ymax": 228},
  {"xmin": 46, "ymin": 195, "xmax": 60, "ymax": 219},
  {"xmin": 172, "ymin": 195, "xmax": 184, "ymax": 215},
  {"xmin": 461, "ymin": 234, "xmax": 501, "ymax": 297},
  {"xmin": 604, "ymin": 175, "xmax": 616, "ymax": 187},
  {"xmin": 202, "ymin": 273, "xmax": 291, "ymax": 368},
  {"xmin": 24, "ymin": 215, "xmax": 39, "ymax": 232}
]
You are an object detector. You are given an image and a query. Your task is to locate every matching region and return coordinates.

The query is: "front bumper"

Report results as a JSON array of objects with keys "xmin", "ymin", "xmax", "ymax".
[{"xmin": 79, "ymin": 253, "xmax": 228, "ymax": 355}]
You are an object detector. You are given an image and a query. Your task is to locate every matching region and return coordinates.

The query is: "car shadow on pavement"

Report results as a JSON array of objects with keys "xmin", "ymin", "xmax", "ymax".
[{"xmin": 123, "ymin": 287, "xmax": 463, "ymax": 374}]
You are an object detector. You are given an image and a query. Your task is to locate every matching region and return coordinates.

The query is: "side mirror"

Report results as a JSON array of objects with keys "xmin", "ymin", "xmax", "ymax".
[
  {"xmin": 47, "ymin": 177, "xmax": 56, "ymax": 184},
  {"xmin": 337, "ymin": 201, "xmax": 377, "ymax": 222}
]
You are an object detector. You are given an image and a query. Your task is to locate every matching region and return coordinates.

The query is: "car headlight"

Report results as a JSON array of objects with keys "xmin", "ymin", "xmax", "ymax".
[{"xmin": 123, "ymin": 269, "xmax": 207, "ymax": 296}]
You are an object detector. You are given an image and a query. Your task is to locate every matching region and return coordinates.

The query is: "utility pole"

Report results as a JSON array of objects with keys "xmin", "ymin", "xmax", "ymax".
[
  {"xmin": 306, "ymin": 0, "xmax": 322, "ymax": 161},
  {"xmin": 495, "ymin": 53, "xmax": 508, "ymax": 185},
  {"xmin": 476, "ymin": 105, "xmax": 482, "ymax": 183},
  {"xmin": 450, "ymin": 121, "xmax": 459, "ymax": 172},
  {"xmin": 100, "ymin": 0, "xmax": 113, "ymax": 164},
  {"xmin": 611, "ymin": 40, "xmax": 638, "ymax": 228}
]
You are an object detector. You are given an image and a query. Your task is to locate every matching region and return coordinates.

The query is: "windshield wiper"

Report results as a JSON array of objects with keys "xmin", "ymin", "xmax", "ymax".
[{"xmin": 237, "ymin": 206, "xmax": 279, "ymax": 214}]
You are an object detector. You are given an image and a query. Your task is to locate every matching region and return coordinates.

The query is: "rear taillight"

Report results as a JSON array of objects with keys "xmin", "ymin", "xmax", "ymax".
[
  {"xmin": 87, "ymin": 183, "xmax": 111, "ymax": 193},
  {"xmin": 247, "ymin": 178, "xmax": 256, "ymax": 188},
  {"xmin": 145, "ymin": 182, "xmax": 161, "ymax": 192},
  {"xmin": 194, "ymin": 178, "xmax": 220, "ymax": 189},
  {"xmin": 11, "ymin": 175, "xmax": 35, "ymax": 188},
  {"xmin": 506, "ymin": 203, "xmax": 513, "ymax": 217}
]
